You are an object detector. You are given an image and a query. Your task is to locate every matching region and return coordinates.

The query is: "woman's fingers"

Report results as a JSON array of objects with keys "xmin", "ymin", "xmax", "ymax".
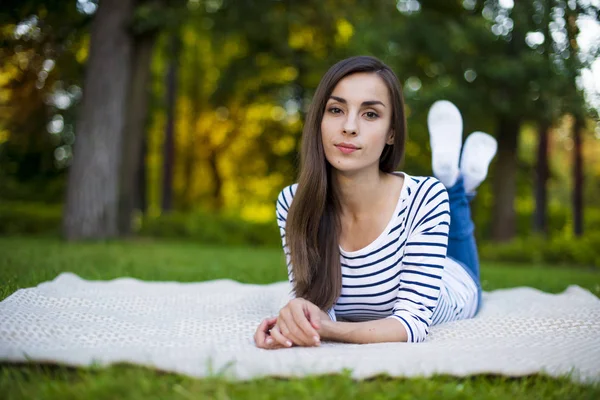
[
  {"xmin": 264, "ymin": 299, "xmax": 325, "ymax": 348},
  {"xmin": 291, "ymin": 306, "xmax": 320, "ymax": 345},
  {"xmin": 269, "ymin": 325, "xmax": 293, "ymax": 348},
  {"xmin": 254, "ymin": 318, "xmax": 269, "ymax": 347},
  {"xmin": 280, "ymin": 303, "xmax": 319, "ymax": 346},
  {"xmin": 280, "ymin": 309, "xmax": 315, "ymax": 346},
  {"xmin": 278, "ymin": 318, "xmax": 310, "ymax": 346},
  {"xmin": 264, "ymin": 316, "xmax": 278, "ymax": 328},
  {"xmin": 264, "ymin": 332, "xmax": 285, "ymax": 349},
  {"xmin": 254, "ymin": 317, "xmax": 279, "ymax": 349},
  {"xmin": 263, "ymin": 316, "xmax": 280, "ymax": 347}
]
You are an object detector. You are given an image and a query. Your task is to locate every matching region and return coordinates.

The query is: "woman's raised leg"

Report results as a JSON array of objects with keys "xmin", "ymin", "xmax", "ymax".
[
  {"xmin": 446, "ymin": 131, "xmax": 497, "ymax": 282},
  {"xmin": 428, "ymin": 102, "xmax": 497, "ymax": 285},
  {"xmin": 445, "ymin": 177, "xmax": 480, "ymax": 282}
]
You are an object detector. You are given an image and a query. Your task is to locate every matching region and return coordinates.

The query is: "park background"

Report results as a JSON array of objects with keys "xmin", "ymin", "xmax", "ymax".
[
  {"xmin": 1, "ymin": 0, "xmax": 600, "ymax": 264},
  {"xmin": 1, "ymin": 0, "xmax": 600, "ymax": 398}
]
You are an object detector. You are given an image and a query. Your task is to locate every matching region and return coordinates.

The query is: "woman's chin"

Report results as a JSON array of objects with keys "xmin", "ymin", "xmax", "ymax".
[{"xmin": 327, "ymin": 159, "xmax": 370, "ymax": 175}]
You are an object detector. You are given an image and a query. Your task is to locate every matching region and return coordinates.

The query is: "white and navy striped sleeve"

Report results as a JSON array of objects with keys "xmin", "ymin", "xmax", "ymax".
[
  {"xmin": 275, "ymin": 185, "xmax": 296, "ymax": 285},
  {"xmin": 275, "ymin": 184, "xmax": 337, "ymax": 322},
  {"xmin": 387, "ymin": 178, "xmax": 450, "ymax": 342}
]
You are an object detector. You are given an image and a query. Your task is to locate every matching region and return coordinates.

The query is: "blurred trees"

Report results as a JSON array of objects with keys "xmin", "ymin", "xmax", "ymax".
[
  {"xmin": 373, "ymin": 0, "xmax": 598, "ymax": 241},
  {"xmin": 0, "ymin": 0, "xmax": 598, "ymax": 241},
  {"xmin": 63, "ymin": 0, "xmax": 136, "ymax": 239},
  {"xmin": 0, "ymin": 0, "xmax": 89, "ymax": 202}
]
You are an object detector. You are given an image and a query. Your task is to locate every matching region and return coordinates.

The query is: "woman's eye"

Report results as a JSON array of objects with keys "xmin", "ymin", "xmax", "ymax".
[
  {"xmin": 365, "ymin": 111, "xmax": 379, "ymax": 119},
  {"xmin": 328, "ymin": 107, "xmax": 342, "ymax": 114}
]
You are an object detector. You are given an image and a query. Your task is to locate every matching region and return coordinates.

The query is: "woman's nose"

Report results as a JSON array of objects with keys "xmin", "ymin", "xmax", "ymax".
[{"xmin": 343, "ymin": 116, "xmax": 358, "ymax": 135}]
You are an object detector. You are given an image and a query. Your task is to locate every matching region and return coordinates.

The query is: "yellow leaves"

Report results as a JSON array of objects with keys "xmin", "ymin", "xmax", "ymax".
[
  {"xmin": 245, "ymin": 103, "xmax": 272, "ymax": 121},
  {"xmin": 238, "ymin": 174, "xmax": 286, "ymax": 223},
  {"xmin": 0, "ymin": 24, "xmax": 16, "ymax": 40},
  {"xmin": 0, "ymin": 64, "xmax": 21, "ymax": 117},
  {"xmin": 182, "ymin": 26, "xmax": 197, "ymax": 47},
  {"xmin": 264, "ymin": 66, "xmax": 299, "ymax": 85},
  {"xmin": 515, "ymin": 196, "xmax": 535, "ymax": 215},
  {"xmin": 405, "ymin": 140, "xmax": 421, "ymax": 158},
  {"xmin": 0, "ymin": 90, "xmax": 9, "ymax": 105},
  {"xmin": 248, "ymin": 54, "xmax": 299, "ymax": 84},
  {"xmin": 14, "ymin": 49, "xmax": 33, "ymax": 71},
  {"xmin": 146, "ymin": 26, "xmax": 311, "ymax": 219},
  {"xmin": 76, "ymin": 35, "xmax": 90, "ymax": 64},
  {"xmin": 222, "ymin": 34, "xmax": 248, "ymax": 59},
  {"xmin": 0, "ymin": 65, "xmax": 19, "ymax": 87},
  {"xmin": 206, "ymin": 66, "xmax": 220, "ymax": 83},
  {"xmin": 518, "ymin": 123, "xmax": 539, "ymax": 166},
  {"xmin": 175, "ymin": 96, "xmax": 193, "ymax": 147},
  {"xmin": 0, "ymin": 66, "xmax": 19, "ymax": 106},
  {"xmin": 240, "ymin": 203, "xmax": 274, "ymax": 223},
  {"xmin": 0, "ymin": 129, "xmax": 9, "ymax": 144},
  {"xmin": 335, "ymin": 18, "xmax": 354, "ymax": 46},
  {"xmin": 272, "ymin": 135, "xmax": 296, "ymax": 156},
  {"xmin": 270, "ymin": 106, "xmax": 286, "ymax": 121},
  {"xmin": 289, "ymin": 25, "xmax": 316, "ymax": 50},
  {"xmin": 280, "ymin": 66, "xmax": 298, "ymax": 81},
  {"xmin": 192, "ymin": 109, "xmax": 235, "ymax": 148}
]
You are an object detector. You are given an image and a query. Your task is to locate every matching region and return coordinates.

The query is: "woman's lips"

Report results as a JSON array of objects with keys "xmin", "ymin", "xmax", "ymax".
[{"xmin": 335, "ymin": 144, "xmax": 359, "ymax": 154}]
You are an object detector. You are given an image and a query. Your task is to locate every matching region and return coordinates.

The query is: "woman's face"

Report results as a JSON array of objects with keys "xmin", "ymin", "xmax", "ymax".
[{"xmin": 321, "ymin": 72, "xmax": 394, "ymax": 175}]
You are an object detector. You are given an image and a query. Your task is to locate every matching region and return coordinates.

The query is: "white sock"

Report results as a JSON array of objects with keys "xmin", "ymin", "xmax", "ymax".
[
  {"xmin": 460, "ymin": 131, "xmax": 498, "ymax": 193},
  {"xmin": 427, "ymin": 100, "xmax": 463, "ymax": 188}
]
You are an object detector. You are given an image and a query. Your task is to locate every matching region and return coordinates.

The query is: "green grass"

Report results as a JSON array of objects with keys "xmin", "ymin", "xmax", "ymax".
[{"xmin": 1, "ymin": 236, "xmax": 599, "ymax": 399}]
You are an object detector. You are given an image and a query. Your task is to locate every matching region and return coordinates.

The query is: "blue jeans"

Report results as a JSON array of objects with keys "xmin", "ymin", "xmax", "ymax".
[{"xmin": 446, "ymin": 177, "xmax": 482, "ymax": 314}]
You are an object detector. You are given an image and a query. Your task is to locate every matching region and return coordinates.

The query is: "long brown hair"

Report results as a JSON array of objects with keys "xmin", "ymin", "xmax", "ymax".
[{"xmin": 286, "ymin": 56, "xmax": 407, "ymax": 310}]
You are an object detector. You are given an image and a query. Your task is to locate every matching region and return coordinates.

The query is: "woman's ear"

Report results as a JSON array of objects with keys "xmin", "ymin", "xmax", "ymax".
[{"xmin": 386, "ymin": 130, "xmax": 395, "ymax": 145}]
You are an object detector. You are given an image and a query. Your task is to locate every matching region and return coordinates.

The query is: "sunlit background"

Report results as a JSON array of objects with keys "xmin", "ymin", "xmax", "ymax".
[{"xmin": 1, "ymin": 0, "xmax": 599, "ymax": 265}]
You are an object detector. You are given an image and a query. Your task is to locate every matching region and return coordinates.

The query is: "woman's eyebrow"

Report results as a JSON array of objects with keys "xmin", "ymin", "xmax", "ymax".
[{"xmin": 329, "ymin": 95, "xmax": 386, "ymax": 108}]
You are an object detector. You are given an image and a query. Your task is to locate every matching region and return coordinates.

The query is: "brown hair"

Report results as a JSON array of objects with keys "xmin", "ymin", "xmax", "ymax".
[{"xmin": 286, "ymin": 55, "xmax": 407, "ymax": 310}]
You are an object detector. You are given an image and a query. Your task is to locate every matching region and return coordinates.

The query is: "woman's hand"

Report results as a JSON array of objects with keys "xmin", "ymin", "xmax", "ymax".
[
  {"xmin": 273, "ymin": 298, "xmax": 323, "ymax": 347},
  {"xmin": 254, "ymin": 316, "xmax": 289, "ymax": 349}
]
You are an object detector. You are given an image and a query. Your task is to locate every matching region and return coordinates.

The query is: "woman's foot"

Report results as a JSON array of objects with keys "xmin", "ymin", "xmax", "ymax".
[
  {"xmin": 427, "ymin": 100, "xmax": 463, "ymax": 188},
  {"xmin": 460, "ymin": 131, "xmax": 498, "ymax": 193}
]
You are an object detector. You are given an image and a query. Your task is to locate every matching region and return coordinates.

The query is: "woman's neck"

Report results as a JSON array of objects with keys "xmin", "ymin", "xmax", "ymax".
[{"xmin": 333, "ymin": 168, "xmax": 397, "ymax": 220}]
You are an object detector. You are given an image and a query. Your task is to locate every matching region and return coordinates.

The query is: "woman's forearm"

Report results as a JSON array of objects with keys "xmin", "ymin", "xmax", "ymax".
[
  {"xmin": 318, "ymin": 309, "xmax": 331, "ymax": 322},
  {"xmin": 319, "ymin": 317, "xmax": 408, "ymax": 344}
]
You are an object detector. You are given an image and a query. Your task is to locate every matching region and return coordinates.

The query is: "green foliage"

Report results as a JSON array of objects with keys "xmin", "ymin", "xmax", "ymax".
[
  {"xmin": 0, "ymin": 201, "xmax": 282, "ymax": 246},
  {"xmin": 138, "ymin": 211, "xmax": 282, "ymax": 247},
  {"xmin": 2, "ymin": 0, "xmax": 600, "ymax": 242},
  {"xmin": 480, "ymin": 234, "xmax": 600, "ymax": 268},
  {"xmin": 0, "ymin": 173, "xmax": 66, "ymax": 204},
  {"xmin": 473, "ymin": 204, "xmax": 600, "ymax": 240},
  {"xmin": 3, "ymin": 200, "xmax": 600, "ymax": 268},
  {"xmin": 0, "ymin": 201, "xmax": 61, "ymax": 235}
]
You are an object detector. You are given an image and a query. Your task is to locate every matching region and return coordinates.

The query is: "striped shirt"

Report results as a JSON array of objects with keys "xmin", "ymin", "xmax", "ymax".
[{"xmin": 275, "ymin": 172, "xmax": 479, "ymax": 343}]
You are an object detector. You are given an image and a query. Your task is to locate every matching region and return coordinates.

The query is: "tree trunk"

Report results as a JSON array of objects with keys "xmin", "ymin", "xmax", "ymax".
[
  {"xmin": 182, "ymin": 126, "xmax": 197, "ymax": 211},
  {"xmin": 183, "ymin": 39, "xmax": 201, "ymax": 211},
  {"xmin": 573, "ymin": 116, "xmax": 584, "ymax": 237},
  {"xmin": 492, "ymin": 117, "xmax": 520, "ymax": 242},
  {"xmin": 161, "ymin": 33, "xmax": 180, "ymax": 213},
  {"xmin": 118, "ymin": 29, "xmax": 158, "ymax": 235},
  {"xmin": 208, "ymin": 151, "xmax": 223, "ymax": 211},
  {"xmin": 63, "ymin": 0, "xmax": 134, "ymax": 240},
  {"xmin": 135, "ymin": 133, "xmax": 148, "ymax": 213},
  {"xmin": 533, "ymin": 122, "xmax": 550, "ymax": 235}
]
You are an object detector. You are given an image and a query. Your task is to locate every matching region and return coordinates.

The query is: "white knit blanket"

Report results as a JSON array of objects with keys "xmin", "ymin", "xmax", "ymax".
[{"xmin": 1, "ymin": 273, "xmax": 599, "ymax": 383}]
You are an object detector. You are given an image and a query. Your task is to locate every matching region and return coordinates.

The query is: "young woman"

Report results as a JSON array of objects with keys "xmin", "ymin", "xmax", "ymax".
[{"xmin": 254, "ymin": 56, "xmax": 497, "ymax": 349}]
